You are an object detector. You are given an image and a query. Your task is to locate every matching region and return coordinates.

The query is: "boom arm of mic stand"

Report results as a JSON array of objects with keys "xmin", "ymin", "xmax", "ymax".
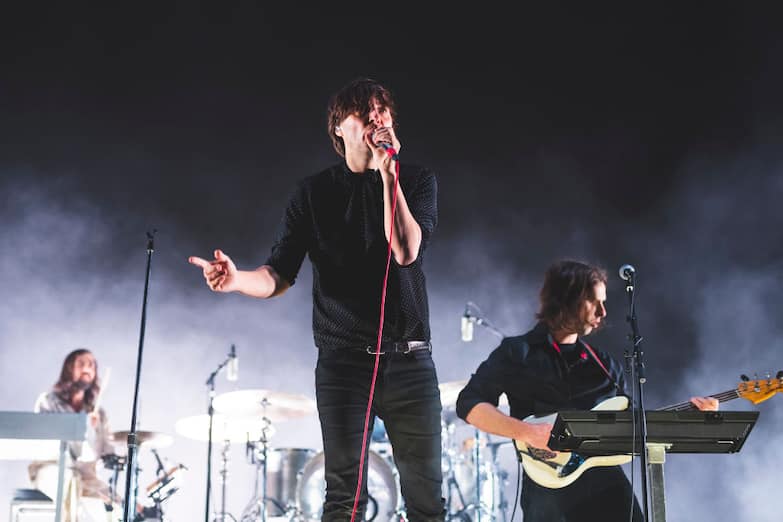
[
  {"xmin": 206, "ymin": 355, "xmax": 232, "ymax": 386},
  {"xmin": 474, "ymin": 317, "xmax": 506, "ymax": 339}
]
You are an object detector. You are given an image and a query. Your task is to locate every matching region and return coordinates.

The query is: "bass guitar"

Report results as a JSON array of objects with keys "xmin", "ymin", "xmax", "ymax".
[{"xmin": 513, "ymin": 372, "xmax": 782, "ymax": 489}]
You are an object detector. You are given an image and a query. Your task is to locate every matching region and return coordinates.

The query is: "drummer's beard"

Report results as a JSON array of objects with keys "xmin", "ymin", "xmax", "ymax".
[{"xmin": 71, "ymin": 377, "xmax": 94, "ymax": 392}]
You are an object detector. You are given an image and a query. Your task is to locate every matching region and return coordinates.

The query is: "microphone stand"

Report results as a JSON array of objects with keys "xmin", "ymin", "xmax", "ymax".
[
  {"xmin": 205, "ymin": 351, "xmax": 233, "ymax": 522},
  {"xmin": 464, "ymin": 301, "xmax": 507, "ymax": 340},
  {"xmin": 623, "ymin": 271, "xmax": 650, "ymax": 521},
  {"xmin": 471, "ymin": 315, "xmax": 506, "ymax": 339},
  {"xmin": 122, "ymin": 230, "xmax": 157, "ymax": 522}
]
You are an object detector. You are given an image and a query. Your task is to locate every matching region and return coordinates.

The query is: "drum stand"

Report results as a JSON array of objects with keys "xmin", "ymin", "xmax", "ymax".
[
  {"xmin": 442, "ymin": 422, "xmax": 473, "ymax": 522},
  {"xmin": 485, "ymin": 440, "xmax": 510, "ymax": 522},
  {"xmin": 241, "ymin": 408, "xmax": 285, "ymax": 522},
  {"xmin": 212, "ymin": 438, "xmax": 233, "ymax": 522},
  {"xmin": 104, "ymin": 454, "xmax": 127, "ymax": 518},
  {"xmin": 444, "ymin": 429, "xmax": 509, "ymax": 522}
]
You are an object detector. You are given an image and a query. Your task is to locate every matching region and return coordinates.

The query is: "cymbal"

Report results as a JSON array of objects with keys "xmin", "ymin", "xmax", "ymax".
[
  {"xmin": 438, "ymin": 380, "xmax": 509, "ymax": 409},
  {"xmin": 174, "ymin": 413, "xmax": 268, "ymax": 443},
  {"xmin": 110, "ymin": 430, "xmax": 173, "ymax": 449},
  {"xmin": 212, "ymin": 389, "xmax": 316, "ymax": 421}
]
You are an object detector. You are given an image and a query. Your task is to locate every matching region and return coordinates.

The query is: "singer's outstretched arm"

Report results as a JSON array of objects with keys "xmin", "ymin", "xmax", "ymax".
[{"xmin": 189, "ymin": 250, "xmax": 290, "ymax": 298}]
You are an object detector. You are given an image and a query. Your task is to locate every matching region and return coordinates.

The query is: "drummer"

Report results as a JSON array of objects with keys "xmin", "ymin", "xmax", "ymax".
[{"xmin": 29, "ymin": 348, "xmax": 118, "ymax": 520}]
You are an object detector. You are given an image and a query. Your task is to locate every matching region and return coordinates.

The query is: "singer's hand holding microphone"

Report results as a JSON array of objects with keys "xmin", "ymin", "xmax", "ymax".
[{"xmin": 367, "ymin": 126, "xmax": 401, "ymax": 166}]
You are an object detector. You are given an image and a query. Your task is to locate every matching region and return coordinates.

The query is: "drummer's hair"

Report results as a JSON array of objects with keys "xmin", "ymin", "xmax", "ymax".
[
  {"xmin": 327, "ymin": 77, "xmax": 398, "ymax": 157},
  {"xmin": 54, "ymin": 348, "xmax": 101, "ymax": 413},
  {"xmin": 536, "ymin": 260, "xmax": 608, "ymax": 334}
]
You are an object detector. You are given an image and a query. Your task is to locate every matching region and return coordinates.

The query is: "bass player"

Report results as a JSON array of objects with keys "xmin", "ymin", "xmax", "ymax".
[{"xmin": 455, "ymin": 259, "xmax": 718, "ymax": 521}]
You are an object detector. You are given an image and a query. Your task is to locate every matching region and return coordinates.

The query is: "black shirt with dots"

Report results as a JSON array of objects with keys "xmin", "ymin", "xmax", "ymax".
[{"xmin": 266, "ymin": 162, "xmax": 438, "ymax": 349}]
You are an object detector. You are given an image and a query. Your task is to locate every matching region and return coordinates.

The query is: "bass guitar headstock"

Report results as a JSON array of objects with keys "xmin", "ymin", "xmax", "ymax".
[{"xmin": 736, "ymin": 371, "xmax": 783, "ymax": 405}]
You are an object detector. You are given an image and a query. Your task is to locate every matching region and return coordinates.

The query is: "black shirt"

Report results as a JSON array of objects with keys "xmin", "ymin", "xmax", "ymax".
[
  {"xmin": 265, "ymin": 162, "xmax": 437, "ymax": 349},
  {"xmin": 456, "ymin": 322, "xmax": 627, "ymax": 422}
]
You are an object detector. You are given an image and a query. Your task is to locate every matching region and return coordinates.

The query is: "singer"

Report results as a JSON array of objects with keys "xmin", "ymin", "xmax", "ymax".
[
  {"xmin": 189, "ymin": 78, "xmax": 444, "ymax": 521},
  {"xmin": 454, "ymin": 260, "xmax": 718, "ymax": 521}
]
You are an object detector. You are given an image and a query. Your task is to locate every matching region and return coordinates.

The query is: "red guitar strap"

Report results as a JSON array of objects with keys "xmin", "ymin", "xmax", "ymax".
[
  {"xmin": 551, "ymin": 336, "xmax": 621, "ymax": 392},
  {"xmin": 581, "ymin": 341, "xmax": 623, "ymax": 393}
]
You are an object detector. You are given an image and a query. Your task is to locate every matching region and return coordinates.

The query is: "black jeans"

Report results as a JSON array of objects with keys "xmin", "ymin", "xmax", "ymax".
[
  {"xmin": 521, "ymin": 466, "xmax": 643, "ymax": 522},
  {"xmin": 315, "ymin": 347, "xmax": 446, "ymax": 521}
]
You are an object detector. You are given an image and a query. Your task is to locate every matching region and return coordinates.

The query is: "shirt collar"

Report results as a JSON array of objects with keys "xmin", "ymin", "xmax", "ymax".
[{"xmin": 340, "ymin": 161, "xmax": 380, "ymax": 184}]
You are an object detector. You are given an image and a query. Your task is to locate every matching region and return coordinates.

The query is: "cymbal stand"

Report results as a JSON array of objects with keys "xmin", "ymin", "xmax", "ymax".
[
  {"xmin": 486, "ymin": 439, "xmax": 510, "ymax": 522},
  {"xmin": 442, "ymin": 421, "xmax": 469, "ymax": 521},
  {"xmin": 206, "ymin": 350, "xmax": 235, "ymax": 522},
  {"xmin": 452, "ymin": 429, "xmax": 496, "ymax": 522},
  {"xmin": 240, "ymin": 401, "xmax": 274, "ymax": 522},
  {"xmin": 213, "ymin": 438, "xmax": 233, "ymax": 522},
  {"xmin": 470, "ymin": 428, "xmax": 485, "ymax": 522},
  {"xmin": 104, "ymin": 454, "xmax": 126, "ymax": 516}
]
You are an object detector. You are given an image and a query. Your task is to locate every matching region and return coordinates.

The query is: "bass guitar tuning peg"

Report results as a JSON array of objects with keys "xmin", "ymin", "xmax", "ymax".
[{"xmin": 740, "ymin": 374, "xmax": 749, "ymax": 382}]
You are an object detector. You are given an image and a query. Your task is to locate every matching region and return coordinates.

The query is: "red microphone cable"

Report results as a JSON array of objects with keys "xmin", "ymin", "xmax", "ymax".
[{"xmin": 350, "ymin": 145, "xmax": 400, "ymax": 522}]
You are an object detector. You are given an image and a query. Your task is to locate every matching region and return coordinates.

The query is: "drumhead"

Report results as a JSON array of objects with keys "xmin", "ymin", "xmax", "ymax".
[{"xmin": 295, "ymin": 450, "xmax": 399, "ymax": 521}]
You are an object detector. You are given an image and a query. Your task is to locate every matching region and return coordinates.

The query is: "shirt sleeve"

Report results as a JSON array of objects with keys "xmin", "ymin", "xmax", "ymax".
[
  {"xmin": 265, "ymin": 180, "xmax": 311, "ymax": 285},
  {"xmin": 91, "ymin": 408, "xmax": 115, "ymax": 457},
  {"xmin": 33, "ymin": 392, "xmax": 50, "ymax": 413},
  {"xmin": 455, "ymin": 342, "xmax": 511, "ymax": 421},
  {"xmin": 404, "ymin": 168, "xmax": 438, "ymax": 253}
]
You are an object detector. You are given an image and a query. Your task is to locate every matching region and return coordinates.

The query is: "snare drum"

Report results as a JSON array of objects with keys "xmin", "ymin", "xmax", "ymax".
[{"xmin": 295, "ymin": 450, "xmax": 400, "ymax": 521}]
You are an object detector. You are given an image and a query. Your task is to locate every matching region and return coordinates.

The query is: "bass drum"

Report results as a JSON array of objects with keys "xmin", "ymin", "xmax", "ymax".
[{"xmin": 295, "ymin": 450, "xmax": 400, "ymax": 521}]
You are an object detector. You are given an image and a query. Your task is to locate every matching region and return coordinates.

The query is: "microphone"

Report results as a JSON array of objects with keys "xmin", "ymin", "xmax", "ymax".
[
  {"xmin": 227, "ymin": 344, "xmax": 238, "ymax": 382},
  {"xmin": 372, "ymin": 129, "xmax": 399, "ymax": 160},
  {"xmin": 461, "ymin": 306, "xmax": 474, "ymax": 342},
  {"xmin": 618, "ymin": 264, "xmax": 636, "ymax": 282}
]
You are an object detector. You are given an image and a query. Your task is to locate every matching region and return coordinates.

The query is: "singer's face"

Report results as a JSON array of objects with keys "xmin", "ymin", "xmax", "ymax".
[
  {"xmin": 71, "ymin": 353, "xmax": 97, "ymax": 386},
  {"xmin": 338, "ymin": 100, "xmax": 394, "ymax": 152},
  {"xmin": 576, "ymin": 282, "xmax": 607, "ymax": 336}
]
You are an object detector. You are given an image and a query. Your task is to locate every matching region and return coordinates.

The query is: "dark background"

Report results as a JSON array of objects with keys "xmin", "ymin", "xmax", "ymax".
[{"xmin": 1, "ymin": 4, "xmax": 781, "ymax": 521}]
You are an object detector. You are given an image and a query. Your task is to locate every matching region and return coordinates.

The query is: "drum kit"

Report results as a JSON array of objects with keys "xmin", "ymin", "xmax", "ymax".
[
  {"xmin": 103, "ymin": 429, "xmax": 185, "ymax": 521},
  {"xmin": 167, "ymin": 383, "xmax": 513, "ymax": 522}
]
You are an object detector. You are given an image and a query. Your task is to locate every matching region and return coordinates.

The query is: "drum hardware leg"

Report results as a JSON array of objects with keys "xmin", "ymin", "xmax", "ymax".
[
  {"xmin": 259, "ymin": 413, "xmax": 272, "ymax": 522},
  {"xmin": 240, "ymin": 412, "xmax": 274, "ymax": 522},
  {"xmin": 210, "ymin": 438, "xmax": 233, "ymax": 522},
  {"xmin": 472, "ymin": 429, "xmax": 483, "ymax": 522},
  {"xmin": 444, "ymin": 473, "xmax": 469, "ymax": 516}
]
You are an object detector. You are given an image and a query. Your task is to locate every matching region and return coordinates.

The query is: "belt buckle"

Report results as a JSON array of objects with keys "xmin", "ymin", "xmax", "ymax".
[
  {"xmin": 401, "ymin": 342, "xmax": 413, "ymax": 354},
  {"xmin": 366, "ymin": 345, "xmax": 386, "ymax": 355}
]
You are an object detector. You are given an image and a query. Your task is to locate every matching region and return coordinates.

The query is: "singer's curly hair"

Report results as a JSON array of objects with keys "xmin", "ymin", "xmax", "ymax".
[
  {"xmin": 536, "ymin": 260, "xmax": 608, "ymax": 334},
  {"xmin": 53, "ymin": 348, "xmax": 101, "ymax": 413},
  {"xmin": 327, "ymin": 78, "xmax": 398, "ymax": 157}
]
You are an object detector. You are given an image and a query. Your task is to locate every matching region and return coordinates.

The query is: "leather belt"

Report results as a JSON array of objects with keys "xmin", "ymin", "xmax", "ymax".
[{"xmin": 364, "ymin": 340, "xmax": 432, "ymax": 355}]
